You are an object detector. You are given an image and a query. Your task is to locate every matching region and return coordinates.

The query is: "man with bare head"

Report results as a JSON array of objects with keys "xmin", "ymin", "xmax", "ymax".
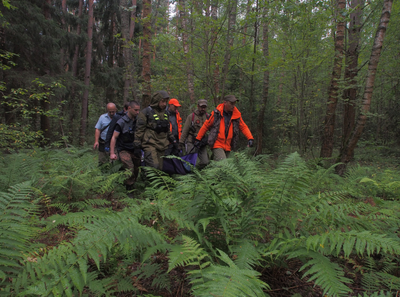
[{"xmin": 94, "ymin": 102, "xmax": 117, "ymax": 165}]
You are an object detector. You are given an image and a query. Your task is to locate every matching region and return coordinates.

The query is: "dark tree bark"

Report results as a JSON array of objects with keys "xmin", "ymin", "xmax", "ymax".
[
  {"xmin": 70, "ymin": 0, "xmax": 83, "ymax": 141},
  {"xmin": 220, "ymin": 0, "xmax": 238, "ymax": 98},
  {"xmin": 249, "ymin": 0, "xmax": 259, "ymax": 131},
  {"xmin": 105, "ymin": 12, "xmax": 116, "ymax": 101},
  {"xmin": 341, "ymin": 0, "xmax": 364, "ymax": 158},
  {"xmin": 41, "ymin": 0, "xmax": 52, "ymax": 145},
  {"xmin": 210, "ymin": 0, "xmax": 219, "ymax": 105},
  {"xmin": 337, "ymin": 0, "xmax": 393, "ymax": 175},
  {"xmin": 320, "ymin": 0, "xmax": 346, "ymax": 158},
  {"xmin": 79, "ymin": 0, "xmax": 94, "ymax": 145},
  {"xmin": 179, "ymin": 0, "xmax": 195, "ymax": 103},
  {"xmin": 121, "ymin": 0, "xmax": 137, "ymax": 103},
  {"xmin": 141, "ymin": 0, "xmax": 152, "ymax": 107},
  {"xmin": 256, "ymin": 5, "xmax": 269, "ymax": 156}
]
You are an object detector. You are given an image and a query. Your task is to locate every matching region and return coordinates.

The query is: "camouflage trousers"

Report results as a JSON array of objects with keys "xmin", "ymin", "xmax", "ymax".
[
  {"xmin": 98, "ymin": 151, "xmax": 109, "ymax": 166},
  {"xmin": 212, "ymin": 148, "xmax": 230, "ymax": 161},
  {"xmin": 143, "ymin": 147, "xmax": 165, "ymax": 170},
  {"xmin": 119, "ymin": 150, "xmax": 141, "ymax": 186},
  {"xmin": 186, "ymin": 143, "xmax": 209, "ymax": 168}
]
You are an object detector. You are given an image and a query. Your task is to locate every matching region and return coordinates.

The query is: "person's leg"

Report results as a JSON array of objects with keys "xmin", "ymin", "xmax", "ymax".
[
  {"xmin": 144, "ymin": 147, "xmax": 161, "ymax": 170},
  {"xmin": 212, "ymin": 148, "xmax": 227, "ymax": 161},
  {"xmin": 119, "ymin": 150, "xmax": 135, "ymax": 186},
  {"xmin": 197, "ymin": 146, "xmax": 209, "ymax": 168},
  {"xmin": 98, "ymin": 151, "xmax": 108, "ymax": 165}
]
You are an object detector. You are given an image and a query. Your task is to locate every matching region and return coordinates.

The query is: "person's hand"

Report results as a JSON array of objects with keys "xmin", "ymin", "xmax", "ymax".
[
  {"xmin": 93, "ymin": 142, "xmax": 99, "ymax": 150},
  {"xmin": 248, "ymin": 139, "xmax": 254, "ymax": 148},
  {"xmin": 110, "ymin": 153, "xmax": 118, "ymax": 160},
  {"xmin": 133, "ymin": 148, "xmax": 142, "ymax": 158},
  {"xmin": 133, "ymin": 142, "xmax": 141, "ymax": 149},
  {"xmin": 194, "ymin": 140, "xmax": 201, "ymax": 148},
  {"xmin": 173, "ymin": 141, "xmax": 179, "ymax": 151}
]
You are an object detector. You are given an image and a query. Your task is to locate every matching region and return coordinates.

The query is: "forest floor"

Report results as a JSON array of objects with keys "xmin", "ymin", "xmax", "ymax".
[{"xmin": 5, "ymin": 144, "xmax": 400, "ymax": 296}]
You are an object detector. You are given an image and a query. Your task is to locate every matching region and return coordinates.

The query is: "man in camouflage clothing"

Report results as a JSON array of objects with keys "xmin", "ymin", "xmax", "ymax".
[
  {"xmin": 134, "ymin": 91, "xmax": 178, "ymax": 170},
  {"xmin": 179, "ymin": 99, "xmax": 210, "ymax": 168}
]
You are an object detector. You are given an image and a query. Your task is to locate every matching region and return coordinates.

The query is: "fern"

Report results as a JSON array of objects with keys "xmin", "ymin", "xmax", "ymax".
[
  {"xmin": 15, "ymin": 208, "xmax": 166, "ymax": 296},
  {"xmin": 0, "ymin": 182, "xmax": 38, "ymax": 281}
]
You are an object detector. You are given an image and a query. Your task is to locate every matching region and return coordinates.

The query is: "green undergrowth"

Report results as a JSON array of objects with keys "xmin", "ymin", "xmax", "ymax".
[{"xmin": 1, "ymin": 147, "xmax": 400, "ymax": 296}]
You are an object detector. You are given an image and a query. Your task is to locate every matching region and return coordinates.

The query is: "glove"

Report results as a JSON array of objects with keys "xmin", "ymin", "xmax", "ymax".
[
  {"xmin": 248, "ymin": 139, "xmax": 254, "ymax": 147},
  {"xmin": 194, "ymin": 140, "xmax": 201, "ymax": 148},
  {"xmin": 178, "ymin": 143, "xmax": 185, "ymax": 151},
  {"xmin": 133, "ymin": 148, "xmax": 142, "ymax": 158}
]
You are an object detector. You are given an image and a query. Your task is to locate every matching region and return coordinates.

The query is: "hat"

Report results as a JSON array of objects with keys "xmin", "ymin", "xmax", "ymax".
[
  {"xmin": 157, "ymin": 90, "xmax": 170, "ymax": 99},
  {"xmin": 224, "ymin": 95, "xmax": 239, "ymax": 103},
  {"xmin": 198, "ymin": 99, "xmax": 208, "ymax": 107},
  {"xmin": 169, "ymin": 98, "xmax": 181, "ymax": 107}
]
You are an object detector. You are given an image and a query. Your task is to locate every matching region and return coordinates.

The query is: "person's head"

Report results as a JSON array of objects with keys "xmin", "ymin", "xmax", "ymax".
[
  {"xmin": 127, "ymin": 101, "xmax": 140, "ymax": 118},
  {"xmin": 168, "ymin": 98, "xmax": 181, "ymax": 113},
  {"xmin": 107, "ymin": 103, "xmax": 117, "ymax": 118},
  {"xmin": 151, "ymin": 91, "xmax": 169, "ymax": 110},
  {"xmin": 123, "ymin": 102, "xmax": 130, "ymax": 112},
  {"xmin": 197, "ymin": 99, "xmax": 208, "ymax": 116},
  {"xmin": 223, "ymin": 95, "xmax": 238, "ymax": 113}
]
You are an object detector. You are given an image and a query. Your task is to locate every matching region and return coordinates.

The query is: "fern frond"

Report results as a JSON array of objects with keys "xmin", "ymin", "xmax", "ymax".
[
  {"xmin": 191, "ymin": 249, "xmax": 269, "ymax": 297},
  {"xmin": 288, "ymin": 249, "xmax": 352, "ymax": 297},
  {"xmin": 0, "ymin": 182, "xmax": 38, "ymax": 280}
]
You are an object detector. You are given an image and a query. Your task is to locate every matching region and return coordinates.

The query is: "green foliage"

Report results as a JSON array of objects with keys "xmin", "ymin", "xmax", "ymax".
[
  {"xmin": 2, "ymin": 150, "xmax": 400, "ymax": 296},
  {"xmin": 0, "ymin": 182, "xmax": 38, "ymax": 282}
]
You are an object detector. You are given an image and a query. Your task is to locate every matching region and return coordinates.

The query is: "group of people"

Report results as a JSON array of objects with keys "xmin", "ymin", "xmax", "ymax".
[{"xmin": 94, "ymin": 91, "xmax": 254, "ymax": 189}]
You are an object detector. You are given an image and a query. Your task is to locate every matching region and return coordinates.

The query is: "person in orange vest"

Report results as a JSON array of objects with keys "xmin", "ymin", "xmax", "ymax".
[
  {"xmin": 195, "ymin": 95, "xmax": 254, "ymax": 161},
  {"xmin": 165, "ymin": 98, "xmax": 183, "ymax": 155}
]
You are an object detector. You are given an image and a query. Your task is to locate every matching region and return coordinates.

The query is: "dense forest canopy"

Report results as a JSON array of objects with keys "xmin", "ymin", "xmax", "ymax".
[{"xmin": 0, "ymin": 0, "xmax": 399, "ymax": 161}]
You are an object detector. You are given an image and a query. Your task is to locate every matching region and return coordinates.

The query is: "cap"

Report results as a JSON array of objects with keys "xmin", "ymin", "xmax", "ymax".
[
  {"xmin": 198, "ymin": 99, "xmax": 208, "ymax": 107},
  {"xmin": 224, "ymin": 95, "xmax": 239, "ymax": 103},
  {"xmin": 169, "ymin": 98, "xmax": 181, "ymax": 107},
  {"xmin": 157, "ymin": 90, "xmax": 170, "ymax": 99}
]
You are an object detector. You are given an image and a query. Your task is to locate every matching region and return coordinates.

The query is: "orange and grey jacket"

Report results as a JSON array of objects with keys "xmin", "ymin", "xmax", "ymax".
[{"xmin": 196, "ymin": 103, "xmax": 253, "ymax": 151}]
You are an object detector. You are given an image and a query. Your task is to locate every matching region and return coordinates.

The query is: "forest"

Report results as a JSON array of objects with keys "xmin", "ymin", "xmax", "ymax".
[{"xmin": 1, "ymin": 0, "xmax": 400, "ymax": 295}]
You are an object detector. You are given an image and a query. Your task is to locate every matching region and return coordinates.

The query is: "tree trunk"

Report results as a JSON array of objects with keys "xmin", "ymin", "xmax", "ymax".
[
  {"xmin": 220, "ymin": 0, "xmax": 238, "ymax": 98},
  {"xmin": 130, "ymin": 0, "xmax": 137, "ymax": 40},
  {"xmin": 249, "ymin": 0, "xmax": 259, "ymax": 131},
  {"xmin": 121, "ymin": 0, "xmax": 137, "ymax": 103},
  {"xmin": 141, "ymin": 0, "xmax": 152, "ymax": 107},
  {"xmin": 79, "ymin": 0, "xmax": 94, "ymax": 146},
  {"xmin": 70, "ymin": 0, "xmax": 83, "ymax": 140},
  {"xmin": 256, "ymin": 5, "xmax": 269, "ymax": 156},
  {"xmin": 320, "ymin": 0, "xmax": 346, "ymax": 158},
  {"xmin": 211, "ymin": 0, "xmax": 219, "ymax": 105},
  {"xmin": 341, "ymin": 0, "xmax": 364, "ymax": 158},
  {"xmin": 179, "ymin": 0, "xmax": 195, "ymax": 103},
  {"xmin": 336, "ymin": 0, "xmax": 393, "ymax": 175},
  {"xmin": 41, "ymin": 0, "xmax": 52, "ymax": 145}
]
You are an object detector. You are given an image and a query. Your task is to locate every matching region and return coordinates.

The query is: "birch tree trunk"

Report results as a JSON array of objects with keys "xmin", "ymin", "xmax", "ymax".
[
  {"xmin": 337, "ymin": 0, "xmax": 393, "ymax": 175},
  {"xmin": 320, "ymin": 0, "xmax": 346, "ymax": 158},
  {"xmin": 142, "ymin": 0, "xmax": 152, "ymax": 106},
  {"xmin": 79, "ymin": 0, "xmax": 94, "ymax": 145}
]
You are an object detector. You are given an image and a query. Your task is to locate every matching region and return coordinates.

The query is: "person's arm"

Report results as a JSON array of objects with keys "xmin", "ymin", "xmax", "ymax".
[
  {"xmin": 196, "ymin": 112, "xmax": 214, "ymax": 141},
  {"xmin": 93, "ymin": 128, "xmax": 101, "ymax": 149},
  {"xmin": 179, "ymin": 115, "xmax": 192, "ymax": 144},
  {"xmin": 109, "ymin": 131, "xmax": 120, "ymax": 160},
  {"xmin": 105, "ymin": 115, "xmax": 120, "ymax": 147},
  {"xmin": 178, "ymin": 112, "xmax": 183, "ymax": 140},
  {"xmin": 238, "ymin": 117, "xmax": 254, "ymax": 140}
]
